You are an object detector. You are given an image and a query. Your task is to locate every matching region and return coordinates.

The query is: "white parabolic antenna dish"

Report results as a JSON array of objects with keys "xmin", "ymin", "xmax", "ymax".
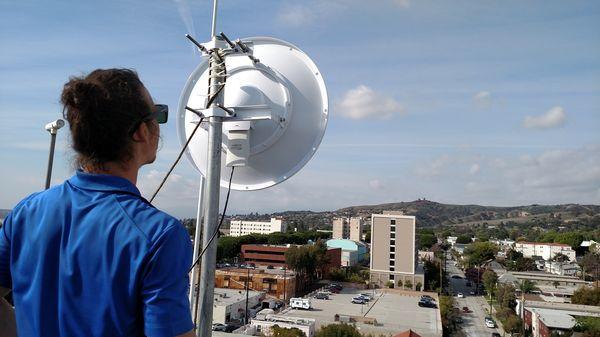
[{"xmin": 178, "ymin": 37, "xmax": 328, "ymax": 190}]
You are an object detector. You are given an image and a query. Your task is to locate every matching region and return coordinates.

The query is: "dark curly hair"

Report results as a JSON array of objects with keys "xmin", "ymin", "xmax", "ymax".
[{"xmin": 60, "ymin": 68, "xmax": 153, "ymax": 170}]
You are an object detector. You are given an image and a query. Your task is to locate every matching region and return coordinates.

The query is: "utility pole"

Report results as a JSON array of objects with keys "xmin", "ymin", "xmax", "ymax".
[
  {"xmin": 244, "ymin": 267, "xmax": 250, "ymax": 325},
  {"xmin": 282, "ymin": 267, "xmax": 287, "ymax": 308}
]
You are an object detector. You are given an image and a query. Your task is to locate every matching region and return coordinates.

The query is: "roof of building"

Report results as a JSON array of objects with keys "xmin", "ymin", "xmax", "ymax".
[
  {"xmin": 393, "ymin": 329, "xmax": 422, "ymax": 337},
  {"xmin": 326, "ymin": 239, "xmax": 368, "ymax": 253},
  {"xmin": 213, "ymin": 288, "xmax": 264, "ymax": 307},
  {"xmin": 524, "ymin": 300, "xmax": 600, "ymax": 315},
  {"xmin": 531, "ymin": 308, "xmax": 576, "ymax": 330},
  {"xmin": 516, "ymin": 242, "xmax": 572, "ymax": 248},
  {"xmin": 581, "ymin": 240, "xmax": 597, "ymax": 247}
]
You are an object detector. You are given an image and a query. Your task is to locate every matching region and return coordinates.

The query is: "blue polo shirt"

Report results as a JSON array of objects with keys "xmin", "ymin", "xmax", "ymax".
[{"xmin": 0, "ymin": 171, "xmax": 194, "ymax": 337}]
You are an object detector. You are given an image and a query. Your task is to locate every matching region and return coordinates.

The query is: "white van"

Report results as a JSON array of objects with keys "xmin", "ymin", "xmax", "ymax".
[{"xmin": 289, "ymin": 297, "xmax": 311, "ymax": 310}]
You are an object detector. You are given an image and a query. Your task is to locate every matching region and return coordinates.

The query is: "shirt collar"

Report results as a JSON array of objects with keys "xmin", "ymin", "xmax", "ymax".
[{"xmin": 68, "ymin": 170, "xmax": 142, "ymax": 197}]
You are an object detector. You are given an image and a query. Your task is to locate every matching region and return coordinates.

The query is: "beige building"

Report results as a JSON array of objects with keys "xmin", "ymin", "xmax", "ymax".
[
  {"xmin": 370, "ymin": 211, "xmax": 424, "ymax": 290},
  {"xmin": 332, "ymin": 217, "xmax": 363, "ymax": 242},
  {"xmin": 229, "ymin": 217, "xmax": 286, "ymax": 237}
]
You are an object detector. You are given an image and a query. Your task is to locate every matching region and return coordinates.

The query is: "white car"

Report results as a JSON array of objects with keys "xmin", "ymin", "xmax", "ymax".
[
  {"xmin": 457, "ymin": 292, "xmax": 464, "ymax": 298},
  {"xmin": 485, "ymin": 317, "xmax": 496, "ymax": 328}
]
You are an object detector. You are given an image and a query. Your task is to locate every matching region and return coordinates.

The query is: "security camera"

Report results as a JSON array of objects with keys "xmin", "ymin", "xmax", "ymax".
[{"xmin": 45, "ymin": 119, "xmax": 65, "ymax": 133}]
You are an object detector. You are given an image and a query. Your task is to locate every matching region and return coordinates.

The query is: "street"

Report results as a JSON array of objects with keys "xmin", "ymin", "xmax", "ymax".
[{"xmin": 446, "ymin": 257, "xmax": 505, "ymax": 337}]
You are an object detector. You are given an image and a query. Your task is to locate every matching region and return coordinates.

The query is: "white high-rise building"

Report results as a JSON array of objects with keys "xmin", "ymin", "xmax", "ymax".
[{"xmin": 229, "ymin": 218, "xmax": 286, "ymax": 237}]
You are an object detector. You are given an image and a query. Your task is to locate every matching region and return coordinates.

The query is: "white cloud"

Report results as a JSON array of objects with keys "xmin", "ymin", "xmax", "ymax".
[
  {"xmin": 523, "ymin": 106, "xmax": 566, "ymax": 129},
  {"xmin": 336, "ymin": 85, "xmax": 404, "ymax": 120},
  {"xmin": 369, "ymin": 179, "xmax": 384, "ymax": 190},
  {"xmin": 473, "ymin": 91, "xmax": 492, "ymax": 109},
  {"xmin": 277, "ymin": 4, "xmax": 316, "ymax": 26},
  {"xmin": 469, "ymin": 163, "xmax": 480, "ymax": 175},
  {"xmin": 393, "ymin": 0, "xmax": 411, "ymax": 8}
]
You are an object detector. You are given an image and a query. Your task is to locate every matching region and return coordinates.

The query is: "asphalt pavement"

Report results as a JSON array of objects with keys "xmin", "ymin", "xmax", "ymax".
[{"xmin": 446, "ymin": 258, "xmax": 505, "ymax": 337}]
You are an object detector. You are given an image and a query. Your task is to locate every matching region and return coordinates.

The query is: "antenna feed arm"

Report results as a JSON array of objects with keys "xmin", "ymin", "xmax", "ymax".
[{"xmin": 45, "ymin": 119, "xmax": 65, "ymax": 135}]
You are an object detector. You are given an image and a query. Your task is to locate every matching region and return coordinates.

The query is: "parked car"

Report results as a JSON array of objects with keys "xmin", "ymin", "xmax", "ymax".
[
  {"xmin": 462, "ymin": 306, "xmax": 471, "ymax": 313},
  {"xmin": 361, "ymin": 293, "xmax": 374, "ymax": 300},
  {"xmin": 485, "ymin": 317, "xmax": 496, "ymax": 328},
  {"xmin": 329, "ymin": 283, "xmax": 343, "ymax": 290},
  {"xmin": 212, "ymin": 323, "xmax": 227, "ymax": 332},
  {"xmin": 454, "ymin": 317, "xmax": 463, "ymax": 324},
  {"xmin": 353, "ymin": 295, "xmax": 370, "ymax": 302},
  {"xmin": 457, "ymin": 292, "xmax": 464, "ymax": 298},
  {"xmin": 420, "ymin": 295, "xmax": 434, "ymax": 302},
  {"xmin": 352, "ymin": 298, "xmax": 367, "ymax": 304},
  {"xmin": 469, "ymin": 291, "xmax": 476, "ymax": 296},
  {"xmin": 418, "ymin": 300, "xmax": 437, "ymax": 308},
  {"xmin": 314, "ymin": 292, "xmax": 329, "ymax": 300},
  {"xmin": 266, "ymin": 265, "xmax": 274, "ymax": 269}
]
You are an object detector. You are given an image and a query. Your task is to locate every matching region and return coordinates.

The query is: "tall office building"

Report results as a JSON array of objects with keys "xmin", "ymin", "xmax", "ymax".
[
  {"xmin": 332, "ymin": 217, "xmax": 363, "ymax": 242},
  {"xmin": 370, "ymin": 211, "xmax": 424, "ymax": 290},
  {"xmin": 229, "ymin": 217, "xmax": 286, "ymax": 237}
]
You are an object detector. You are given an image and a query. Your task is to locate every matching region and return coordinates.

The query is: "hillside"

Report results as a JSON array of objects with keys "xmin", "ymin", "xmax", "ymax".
[
  {"xmin": 336, "ymin": 200, "xmax": 600, "ymax": 227},
  {"xmin": 229, "ymin": 200, "xmax": 600, "ymax": 229}
]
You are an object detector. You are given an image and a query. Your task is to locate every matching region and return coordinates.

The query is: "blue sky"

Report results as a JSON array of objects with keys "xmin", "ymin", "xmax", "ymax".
[{"xmin": 1, "ymin": 0, "xmax": 599, "ymax": 217}]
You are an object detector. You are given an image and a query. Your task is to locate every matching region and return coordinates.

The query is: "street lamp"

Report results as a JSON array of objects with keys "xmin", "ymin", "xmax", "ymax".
[{"xmin": 44, "ymin": 119, "xmax": 65, "ymax": 189}]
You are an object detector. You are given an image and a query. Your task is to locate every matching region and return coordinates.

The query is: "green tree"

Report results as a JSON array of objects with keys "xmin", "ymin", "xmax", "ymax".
[
  {"xmin": 517, "ymin": 280, "xmax": 538, "ymax": 294},
  {"xmin": 416, "ymin": 282, "xmax": 422, "ymax": 291},
  {"xmin": 456, "ymin": 235, "xmax": 472, "ymax": 244},
  {"xmin": 315, "ymin": 324, "xmax": 362, "ymax": 337},
  {"xmin": 503, "ymin": 314, "xmax": 523, "ymax": 334},
  {"xmin": 396, "ymin": 279, "xmax": 403, "ymax": 288},
  {"xmin": 285, "ymin": 240, "xmax": 330, "ymax": 283},
  {"xmin": 439, "ymin": 296, "xmax": 457, "ymax": 333},
  {"xmin": 463, "ymin": 242, "xmax": 498, "ymax": 266},
  {"xmin": 495, "ymin": 284, "xmax": 517, "ymax": 309},
  {"xmin": 508, "ymin": 257, "xmax": 537, "ymax": 271},
  {"xmin": 482, "ymin": 270, "xmax": 498, "ymax": 295},
  {"xmin": 554, "ymin": 232, "xmax": 585, "ymax": 248},
  {"xmin": 270, "ymin": 325, "xmax": 306, "ymax": 337},
  {"xmin": 552, "ymin": 252, "xmax": 570, "ymax": 262},
  {"xmin": 405, "ymin": 280, "xmax": 413, "ymax": 290},
  {"xmin": 580, "ymin": 252, "xmax": 600, "ymax": 280},
  {"xmin": 385, "ymin": 281, "xmax": 394, "ymax": 288},
  {"xmin": 571, "ymin": 286, "xmax": 600, "ymax": 306},
  {"xmin": 418, "ymin": 234, "xmax": 437, "ymax": 250},
  {"xmin": 552, "ymin": 281, "xmax": 560, "ymax": 288}
]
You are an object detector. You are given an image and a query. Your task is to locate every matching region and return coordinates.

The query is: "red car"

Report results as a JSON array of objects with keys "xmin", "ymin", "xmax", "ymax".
[{"xmin": 462, "ymin": 306, "xmax": 471, "ymax": 313}]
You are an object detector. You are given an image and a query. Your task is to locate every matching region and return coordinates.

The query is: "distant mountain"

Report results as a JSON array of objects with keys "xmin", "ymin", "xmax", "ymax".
[
  {"xmin": 335, "ymin": 199, "xmax": 600, "ymax": 227},
  {"xmin": 227, "ymin": 200, "xmax": 600, "ymax": 229}
]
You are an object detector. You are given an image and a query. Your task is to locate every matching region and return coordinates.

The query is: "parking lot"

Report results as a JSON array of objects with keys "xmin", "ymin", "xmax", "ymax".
[{"xmin": 282, "ymin": 287, "xmax": 442, "ymax": 337}]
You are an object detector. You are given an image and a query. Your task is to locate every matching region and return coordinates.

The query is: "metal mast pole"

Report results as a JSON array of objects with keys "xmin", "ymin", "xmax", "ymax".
[
  {"xmin": 189, "ymin": 176, "xmax": 205, "ymax": 324},
  {"xmin": 45, "ymin": 131, "xmax": 57, "ymax": 190},
  {"xmin": 196, "ymin": 1, "xmax": 224, "ymax": 336}
]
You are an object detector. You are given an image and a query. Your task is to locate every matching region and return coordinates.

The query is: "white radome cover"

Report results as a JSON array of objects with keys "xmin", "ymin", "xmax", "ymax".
[{"xmin": 177, "ymin": 37, "xmax": 328, "ymax": 190}]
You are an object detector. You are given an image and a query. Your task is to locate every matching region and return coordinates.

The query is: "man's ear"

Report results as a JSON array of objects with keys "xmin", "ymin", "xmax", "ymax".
[{"xmin": 131, "ymin": 122, "xmax": 150, "ymax": 143}]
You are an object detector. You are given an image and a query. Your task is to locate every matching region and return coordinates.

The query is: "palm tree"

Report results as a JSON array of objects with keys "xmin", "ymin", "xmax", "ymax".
[{"xmin": 517, "ymin": 280, "xmax": 538, "ymax": 294}]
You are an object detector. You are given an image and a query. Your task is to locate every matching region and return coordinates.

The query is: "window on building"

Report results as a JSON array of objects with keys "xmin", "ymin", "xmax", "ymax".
[
  {"xmin": 389, "ymin": 267, "xmax": 395, "ymax": 271},
  {"xmin": 390, "ymin": 246, "xmax": 395, "ymax": 252},
  {"xmin": 389, "ymin": 274, "xmax": 395, "ymax": 281},
  {"xmin": 390, "ymin": 253, "xmax": 395, "ymax": 259},
  {"xmin": 390, "ymin": 233, "xmax": 395, "ymax": 239},
  {"xmin": 390, "ymin": 239, "xmax": 395, "ymax": 246},
  {"xmin": 390, "ymin": 219, "xmax": 396, "ymax": 225}
]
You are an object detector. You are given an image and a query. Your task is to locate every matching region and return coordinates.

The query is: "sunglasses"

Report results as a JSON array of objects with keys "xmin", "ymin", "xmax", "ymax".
[
  {"xmin": 129, "ymin": 104, "xmax": 168, "ymax": 135},
  {"xmin": 150, "ymin": 104, "xmax": 168, "ymax": 124}
]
